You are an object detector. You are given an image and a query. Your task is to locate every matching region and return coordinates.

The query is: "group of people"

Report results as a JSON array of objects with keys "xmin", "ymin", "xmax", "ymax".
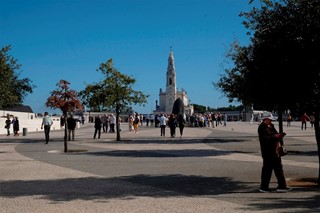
[
  {"xmin": 4, "ymin": 114, "xmax": 20, "ymax": 136},
  {"xmin": 93, "ymin": 113, "xmax": 117, "ymax": 139},
  {"xmin": 41, "ymin": 112, "xmax": 77, "ymax": 144},
  {"xmin": 158, "ymin": 113, "xmax": 186, "ymax": 138},
  {"xmin": 128, "ymin": 113, "xmax": 140, "ymax": 133},
  {"xmin": 125, "ymin": 112, "xmax": 230, "ymax": 138},
  {"xmin": 188, "ymin": 113, "xmax": 228, "ymax": 128},
  {"xmin": 300, "ymin": 112, "xmax": 315, "ymax": 130},
  {"xmin": 286, "ymin": 112, "xmax": 316, "ymax": 130}
]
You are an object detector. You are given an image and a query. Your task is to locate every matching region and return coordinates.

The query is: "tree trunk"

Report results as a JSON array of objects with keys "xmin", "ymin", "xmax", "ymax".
[
  {"xmin": 116, "ymin": 107, "xmax": 121, "ymax": 141},
  {"xmin": 278, "ymin": 109, "xmax": 284, "ymax": 146},
  {"xmin": 314, "ymin": 109, "xmax": 320, "ymax": 186},
  {"xmin": 63, "ymin": 112, "xmax": 68, "ymax": 152}
]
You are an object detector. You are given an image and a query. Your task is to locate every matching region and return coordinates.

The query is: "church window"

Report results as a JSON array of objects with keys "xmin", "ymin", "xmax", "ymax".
[{"xmin": 169, "ymin": 78, "xmax": 172, "ymax": 85}]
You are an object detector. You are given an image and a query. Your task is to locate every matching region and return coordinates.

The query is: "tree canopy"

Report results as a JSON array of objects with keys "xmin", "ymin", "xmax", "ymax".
[
  {"xmin": 46, "ymin": 79, "xmax": 83, "ymax": 152},
  {"xmin": 215, "ymin": 0, "xmax": 320, "ymax": 112},
  {"xmin": 80, "ymin": 58, "xmax": 148, "ymax": 140},
  {"xmin": 215, "ymin": 0, "xmax": 320, "ymax": 184},
  {"xmin": 0, "ymin": 45, "xmax": 34, "ymax": 109}
]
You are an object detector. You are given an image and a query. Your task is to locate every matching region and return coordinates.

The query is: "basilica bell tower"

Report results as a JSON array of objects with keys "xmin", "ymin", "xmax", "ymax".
[{"xmin": 165, "ymin": 50, "xmax": 177, "ymax": 112}]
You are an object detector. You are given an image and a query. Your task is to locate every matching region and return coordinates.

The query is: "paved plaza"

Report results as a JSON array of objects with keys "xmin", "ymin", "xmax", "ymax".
[{"xmin": 0, "ymin": 121, "xmax": 319, "ymax": 213}]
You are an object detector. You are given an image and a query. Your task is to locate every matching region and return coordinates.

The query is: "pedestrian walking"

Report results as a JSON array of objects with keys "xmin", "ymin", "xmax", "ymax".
[
  {"xmin": 309, "ymin": 112, "xmax": 315, "ymax": 129},
  {"xmin": 13, "ymin": 116, "xmax": 20, "ymax": 136},
  {"xmin": 250, "ymin": 114, "xmax": 254, "ymax": 124},
  {"xmin": 133, "ymin": 113, "xmax": 140, "ymax": 133},
  {"xmin": 101, "ymin": 114, "xmax": 108, "ymax": 133},
  {"xmin": 168, "ymin": 113, "xmax": 177, "ymax": 138},
  {"xmin": 300, "ymin": 112, "xmax": 309, "ymax": 130},
  {"xmin": 146, "ymin": 115, "xmax": 150, "ymax": 126},
  {"xmin": 93, "ymin": 116, "xmax": 102, "ymax": 139},
  {"xmin": 257, "ymin": 116, "xmax": 292, "ymax": 193},
  {"xmin": 67, "ymin": 114, "xmax": 76, "ymax": 141},
  {"xmin": 5, "ymin": 115, "xmax": 12, "ymax": 136},
  {"xmin": 41, "ymin": 112, "xmax": 53, "ymax": 144},
  {"xmin": 128, "ymin": 114, "xmax": 134, "ymax": 132},
  {"xmin": 287, "ymin": 114, "xmax": 293, "ymax": 127},
  {"xmin": 109, "ymin": 114, "xmax": 116, "ymax": 133},
  {"xmin": 159, "ymin": 114, "xmax": 167, "ymax": 136},
  {"xmin": 140, "ymin": 114, "xmax": 144, "ymax": 126},
  {"xmin": 177, "ymin": 114, "xmax": 186, "ymax": 138},
  {"xmin": 223, "ymin": 113, "xmax": 227, "ymax": 127}
]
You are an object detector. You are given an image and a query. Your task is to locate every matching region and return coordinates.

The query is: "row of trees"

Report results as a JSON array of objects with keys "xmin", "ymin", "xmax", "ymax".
[
  {"xmin": 45, "ymin": 59, "xmax": 148, "ymax": 151},
  {"xmin": 0, "ymin": 46, "xmax": 148, "ymax": 150},
  {"xmin": 192, "ymin": 104, "xmax": 243, "ymax": 114},
  {"xmin": 215, "ymin": 0, "xmax": 319, "ymax": 184}
]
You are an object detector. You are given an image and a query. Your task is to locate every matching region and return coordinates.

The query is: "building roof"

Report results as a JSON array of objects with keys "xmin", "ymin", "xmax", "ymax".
[{"xmin": 3, "ymin": 104, "xmax": 33, "ymax": 113}]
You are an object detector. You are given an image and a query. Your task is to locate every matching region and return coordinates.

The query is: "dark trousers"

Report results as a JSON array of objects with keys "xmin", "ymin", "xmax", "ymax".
[
  {"xmin": 179, "ymin": 126, "xmax": 184, "ymax": 136},
  {"xmin": 68, "ymin": 129, "xmax": 75, "ymax": 141},
  {"xmin": 261, "ymin": 156, "xmax": 286, "ymax": 189},
  {"xmin": 160, "ymin": 125, "xmax": 166, "ymax": 136},
  {"xmin": 94, "ymin": 127, "xmax": 101, "ymax": 139},
  {"xmin": 103, "ymin": 123, "xmax": 108, "ymax": 132},
  {"xmin": 6, "ymin": 128, "xmax": 10, "ymax": 136},
  {"xmin": 170, "ymin": 126, "xmax": 176, "ymax": 137},
  {"xmin": 109, "ymin": 124, "xmax": 115, "ymax": 133},
  {"xmin": 44, "ymin": 125, "xmax": 51, "ymax": 143}
]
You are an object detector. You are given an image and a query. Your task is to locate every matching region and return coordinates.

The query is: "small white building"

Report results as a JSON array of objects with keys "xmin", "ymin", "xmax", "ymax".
[{"xmin": 0, "ymin": 105, "xmax": 62, "ymax": 135}]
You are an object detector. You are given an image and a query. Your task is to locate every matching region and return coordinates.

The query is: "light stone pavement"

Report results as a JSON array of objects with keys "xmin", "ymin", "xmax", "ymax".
[{"xmin": 0, "ymin": 121, "xmax": 319, "ymax": 213}]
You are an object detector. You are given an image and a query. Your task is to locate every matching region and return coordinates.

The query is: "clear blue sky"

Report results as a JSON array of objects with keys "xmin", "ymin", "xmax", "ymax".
[{"xmin": 1, "ymin": 0, "xmax": 259, "ymax": 114}]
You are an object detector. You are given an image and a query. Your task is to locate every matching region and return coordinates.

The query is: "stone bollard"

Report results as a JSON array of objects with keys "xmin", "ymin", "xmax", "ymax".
[{"xmin": 23, "ymin": 128, "xmax": 28, "ymax": 136}]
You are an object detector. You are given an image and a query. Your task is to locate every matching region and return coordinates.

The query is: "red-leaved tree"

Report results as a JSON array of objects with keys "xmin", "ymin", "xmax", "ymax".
[{"xmin": 46, "ymin": 80, "xmax": 83, "ymax": 152}]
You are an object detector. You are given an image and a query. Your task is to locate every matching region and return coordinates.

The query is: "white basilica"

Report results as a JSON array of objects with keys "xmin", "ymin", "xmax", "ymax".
[{"xmin": 154, "ymin": 50, "xmax": 193, "ymax": 115}]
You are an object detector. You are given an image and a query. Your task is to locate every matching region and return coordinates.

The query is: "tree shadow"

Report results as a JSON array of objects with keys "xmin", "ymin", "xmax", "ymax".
[
  {"xmin": 1, "ymin": 174, "xmax": 318, "ymax": 212},
  {"xmin": 0, "ymin": 174, "xmax": 245, "ymax": 201},
  {"xmin": 287, "ymin": 150, "xmax": 318, "ymax": 156},
  {"xmin": 246, "ymin": 191, "xmax": 320, "ymax": 213},
  {"xmin": 99, "ymin": 137, "xmax": 251, "ymax": 145},
  {"xmin": 77, "ymin": 148, "xmax": 232, "ymax": 158}
]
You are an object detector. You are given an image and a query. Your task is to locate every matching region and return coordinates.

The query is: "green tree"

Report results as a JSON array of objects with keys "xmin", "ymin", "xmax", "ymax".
[
  {"xmin": 80, "ymin": 58, "xmax": 148, "ymax": 141},
  {"xmin": 0, "ymin": 45, "xmax": 34, "ymax": 109},
  {"xmin": 46, "ymin": 80, "xmax": 83, "ymax": 152},
  {"xmin": 78, "ymin": 84, "xmax": 107, "ymax": 112},
  {"xmin": 193, "ymin": 104, "xmax": 207, "ymax": 113},
  {"xmin": 215, "ymin": 0, "xmax": 320, "ymax": 184}
]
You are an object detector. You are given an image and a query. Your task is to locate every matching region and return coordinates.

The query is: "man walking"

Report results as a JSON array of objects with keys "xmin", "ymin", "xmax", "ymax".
[
  {"xmin": 41, "ymin": 112, "xmax": 53, "ymax": 144},
  {"xmin": 159, "ymin": 114, "xmax": 167, "ymax": 137}
]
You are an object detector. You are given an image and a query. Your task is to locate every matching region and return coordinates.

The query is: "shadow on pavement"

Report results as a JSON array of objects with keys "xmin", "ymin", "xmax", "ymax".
[
  {"xmin": 77, "ymin": 149, "xmax": 232, "ymax": 158},
  {"xmin": 0, "ymin": 174, "xmax": 246, "ymax": 199},
  {"xmin": 1, "ymin": 175, "xmax": 318, "ymax": 212}
]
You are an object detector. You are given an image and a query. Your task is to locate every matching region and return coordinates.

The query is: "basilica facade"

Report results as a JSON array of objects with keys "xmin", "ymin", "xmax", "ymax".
[{"xmin": 154, "ymin": 50, "xmax": 193, "ymax": 115}]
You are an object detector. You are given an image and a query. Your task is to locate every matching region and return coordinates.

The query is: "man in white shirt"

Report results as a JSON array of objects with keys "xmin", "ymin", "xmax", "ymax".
[
  {"xmin": 159, "ymin": 114, "xmax": 167, "ymax": 137},
  {"xmin": 109, "ymin": 114, "xmax": 116, "ymax": 133},
  {"xmin": 41, "ymin": 112, "xmax": 53, "ymax": 144}
]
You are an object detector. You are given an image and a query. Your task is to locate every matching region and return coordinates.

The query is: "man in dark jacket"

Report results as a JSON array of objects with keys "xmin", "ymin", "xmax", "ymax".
[
  {"xmin": 258, "ymin": 117, "xmax": 291, "ymax": 193},
  {"xmin": 67, "ymin": 115, "xmax": 77, "ymax": 141},
  {"xmin": 93, "ymin": 116, "xmax": 102, "ymax": 139}
]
